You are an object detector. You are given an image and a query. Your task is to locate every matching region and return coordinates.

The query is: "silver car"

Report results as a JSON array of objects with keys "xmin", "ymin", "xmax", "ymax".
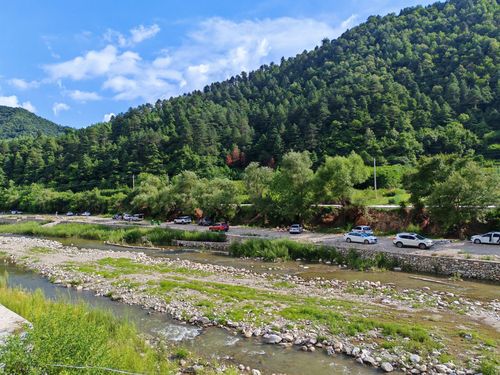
[
  {"xmin": 344, "ymin": 232, "xmax": 378, "ymax": 244},
  {"xmin": 393, "ymin": 233, "xmax": 433, "ymax": 249},
  {"xmin": 470, "ymin": 232, "xmax": 500, "ymax": 245}
]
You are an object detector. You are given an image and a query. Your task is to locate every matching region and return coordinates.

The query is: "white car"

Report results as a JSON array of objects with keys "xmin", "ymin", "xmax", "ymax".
[
  {"xmin": 393, "ymin": 233, "xmax": 433, "ymax": 249},
  {"xmin": 81, "ymin": 211, "xmax": 91, "ymax": 216},
  {"xmin": 174, "ymin": 216, "xmax": 192, "ymax": 224},
  {"xmin": 289, "ymin": 224, "xmax": 303, "ymax": 234},
  {"xmin": 351, "ymin": 225, "xmax": 374, "ymax": 235},
  {"xmin": 471, "ymin": 232, "xmax": 500, "ymax": 245},
  {"xmin": 344, "ymin": 232, "xmax": 378, "ymax": 244}
]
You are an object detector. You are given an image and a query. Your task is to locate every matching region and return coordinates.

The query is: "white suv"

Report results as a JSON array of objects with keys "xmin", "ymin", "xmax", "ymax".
[
  {"xmin": 393, "ymin": 233, "xmax": 434, "ymax": 249},
  {"xmin": 289, "ymin": 224, "xmax": 303, "ymax": 234},
  {"xmin": 174, "ymin": 216, "xmax": 192, "ymax": 224},
  {"xmin": 470, "ymin": 232, "xmax": 500, "ymax": 245}
]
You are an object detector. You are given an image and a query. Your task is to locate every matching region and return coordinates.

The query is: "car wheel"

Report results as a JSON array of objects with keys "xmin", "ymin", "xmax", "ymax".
[
  {"xmin": 346, "ymin": 238, "xmax": 351, "ymax": 243},
  {"xmin": 418, "ymin": 243, "xmax": 427, "ymax": 250},
  {"xmin": 396, "ymin": 241, "xmax": 403, "ymax": 248},
  {"xmin": 364, "ymin": 240, "xmax": 369, "ymax": 244},
  {"xmin": 473, "ymin": 239, "xmax": 481, "ymax": 244}
]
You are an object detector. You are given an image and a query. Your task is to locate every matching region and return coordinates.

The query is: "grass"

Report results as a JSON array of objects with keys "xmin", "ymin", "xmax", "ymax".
[
  {"xmin": 0, "ymin": 221, "xmax": 226, "ymax": 245},
  {"xmin": 65, "ymin": 257, "xmax": 214, "ymax": 279},
  {"xmin": 0, "ymin": 278, "xmax": 177, "ymax": 374},
  {"xmin": 29, "ymin": 246, "xmax": 55, "ymax": 254},
  {"xmin": 351, "ymin": 188, "xmax": 410, "ymax": 206},
  {"xmin": 229, "ymin": 238, "xmax": 399, "ymax": 270}
]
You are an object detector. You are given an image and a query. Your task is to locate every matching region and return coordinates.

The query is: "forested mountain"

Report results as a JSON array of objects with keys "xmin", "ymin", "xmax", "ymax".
[
  {"xmin": 0, "ymin": 106, "xmax": 67, "ymax": 139},
  {"xmin": 0, "ymin": 0, "xmax": 498, "ymax": 190}
]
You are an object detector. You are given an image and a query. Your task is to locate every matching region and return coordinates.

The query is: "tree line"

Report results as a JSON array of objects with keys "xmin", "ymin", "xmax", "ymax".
[{"xmin": 1, "ymin": 153, "xmax": 498, "ymax": 234}]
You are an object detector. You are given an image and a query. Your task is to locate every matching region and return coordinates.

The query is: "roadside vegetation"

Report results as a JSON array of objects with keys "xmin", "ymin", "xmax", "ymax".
[
  {"xmin": 1, "ymin": 154, "xmax": 497, "ymax": 238},
  {"xmin": 0, "ymin": 221, "xmax": 226, "ymax": 245}
]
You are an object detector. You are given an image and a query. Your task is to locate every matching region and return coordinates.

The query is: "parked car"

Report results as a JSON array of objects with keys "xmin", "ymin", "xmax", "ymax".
[
  {"xmin": 351, "ymin": 225, "xmax": 374, "ymax": 235},
  {"xmin": 209, "ymin": 222, "xmax": 229, "ymax": 232},
  {"xmin": 112, "ymin": 213, "xmax": 123, "ymax": 220},
  {"xmin": 470, "ymin": 232, "xmax": 500, "ymax": 245},
  {"xmin": 198, "ymin": 217, "xmax": 213, "ymax": 226},
  {"xmin": 10, "ymin": 210, "xmax": 22, "ymax": 215},
  {"xmin": 174, "ymin": 216, "xmax": 192, "ymax": 224},
  {"xmin": 128, "ymin": 213, "xmax": 144, "ymax": 222},
  {"xmin": 66, "ymin": 212, "xmax": 74, "ymax": 216},
  {"xmin": 81, "ymin": 211, "xmax": 91, "ymax": 216},
  {"xmin": 289, "ymin": 224, "xmax": 303, "ymax": 234},
  {"xmin": 393, "ymin": 233, "xmax": 433, "ymax": 249},
  {"xmin": 344, "ymin": 232, "xmax": 378, "ymax": 244},
  {"xmin": 123, "ymin": 213, "xmax": 132, "ymax": 221}
]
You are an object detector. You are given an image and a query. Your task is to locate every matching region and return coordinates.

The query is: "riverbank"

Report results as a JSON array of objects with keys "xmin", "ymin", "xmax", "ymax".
[
  {"xmin": 0, "ymin": 282, "xmax": 221, "ymax": 374},
  {"xmin": 0, "ymin": 235, "xmax": 498, "ymax": 374}
]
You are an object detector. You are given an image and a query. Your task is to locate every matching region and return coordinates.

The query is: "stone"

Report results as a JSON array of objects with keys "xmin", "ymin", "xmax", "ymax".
[
  {"xmin": 434, "ymin": 364, "xmax": 449, "ymax": 373},
  {"xmin": 281, "ymin": 333, "xmax": 294, "ymax": 342},
  {"xmin": 326, "ymin": 346, "xmax": 335, "ymax": 356},
  {"xmin": 381, "ymin": 362, "xmax": 394, "ymax": 372},
  {"xmin": 262, "ymin": 334, "xmax": 282, "ymax": 344},
  {"xmin": 410, "ymin": 354, "xmax": 421, "ymax": 364},
  {"xmin": 363, "ymin": 356, "xmax": 376, "ymax": 366},
  {"xmin": 251, "ymin": 370, "xmax": 261, "ymax": 375},
  {"xmin": 352, "ymin": 347, "xmax": 361, "ymax": 356}
]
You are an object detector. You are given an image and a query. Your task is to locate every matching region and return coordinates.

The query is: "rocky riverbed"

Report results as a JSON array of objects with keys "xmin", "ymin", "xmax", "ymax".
[{"xmin": 0, "ymin": 235, "xmax": 498, "ymax": 375}]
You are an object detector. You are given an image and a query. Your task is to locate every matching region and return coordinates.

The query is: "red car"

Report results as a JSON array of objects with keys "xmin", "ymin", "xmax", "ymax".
[{"xmin": 209, "ymin": 222, "xmax": 229, "ymax": 232}]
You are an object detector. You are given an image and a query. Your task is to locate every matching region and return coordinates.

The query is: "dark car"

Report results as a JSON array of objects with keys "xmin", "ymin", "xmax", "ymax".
[{"xmin": 198, "ymin": 217, "xmax": 213, "ymax": 226}]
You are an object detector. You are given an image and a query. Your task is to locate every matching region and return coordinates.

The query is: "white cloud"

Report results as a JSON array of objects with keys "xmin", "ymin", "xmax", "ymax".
[
  {"xmin": 68, "ymin": 90, "xmax": 102, "ymax": 102},
  {"xmin": 0, "ymin": 95, "xmax": 36, "ymax": 112},
  {"xmin": 103, "ymin": 113, "xmax": 115, "ymax": 122},
  {"xmin": 52, "ymin": 102, "xmax": 70, "ymax": 115},
  {"xmin": 8, "ymin": 78, "xmax": 40, "ymax": 90},
  {"xmin": 44, "ymin": 16, "xmax": 356, "ymax": 102},
  {"xmin": 130, "ymin": 24, "xmax": 160, "ymax": 44},
  {"xmin": 105, "ymin": 24, "xmax": 160, "ymax": 47}
]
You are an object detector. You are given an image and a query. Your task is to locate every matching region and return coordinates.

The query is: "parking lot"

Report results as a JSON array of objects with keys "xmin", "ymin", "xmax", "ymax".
[{"xmin": 161, "ymin": 222, "xmax": 499, "ymax": 257}]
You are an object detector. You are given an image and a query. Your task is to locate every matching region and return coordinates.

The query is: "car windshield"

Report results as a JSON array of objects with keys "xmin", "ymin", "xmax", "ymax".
[
  {"xmin": 360, "ymin": 233, "xmax": 370, "ymax": 237},
  {"xmin": 291, "ymin": 224, "xmax": 300, "ymax": 228},
  {"xmin": 415, "ymin": 234, "xmax": 426, "ymax": 240}
]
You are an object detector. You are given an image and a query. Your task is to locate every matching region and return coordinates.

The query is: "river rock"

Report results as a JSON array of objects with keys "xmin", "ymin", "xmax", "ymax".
[
  {"xmin": 434, "ymin": 364, "xmax": 450, "ymax": 373},
  {"xmin": 333, "ymin": 340, "xmax": 343, "ymax": 352},
  {"xmin": 251, "ymin": 369, "xmax": 261, "ymax": 375},
  {"xmin": 362, "ymin": 355, "xmax": 376, "ymax": 366},
  {"xmin": 263, "ymin": 334, "xmax": 282, "ymax": 344},
  {"xmin": 326, "ymin": 346, "xmax": 335, "ymax": 356},
  {"xmin": 281, "ymin": 333, "xmax": 294, "ymax": 342},
  {"xmin": 381, "ymin": 362, "xmax": 394, "ymax": 372},
  {"xmin": 352, "ymin": 347, "xmax": 361, "ymax": 356},
  {"xmin": 410, "ymin": 354, "xmax": 421, "ymax": 363}
]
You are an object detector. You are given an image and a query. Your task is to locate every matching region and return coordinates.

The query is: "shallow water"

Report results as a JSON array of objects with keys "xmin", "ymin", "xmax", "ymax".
[{"xmin": 0, "ymin": 260, "xmax": 376, "ymax": 375}]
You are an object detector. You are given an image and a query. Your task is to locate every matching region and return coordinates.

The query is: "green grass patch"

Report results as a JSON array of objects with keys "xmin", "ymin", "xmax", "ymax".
[
  {"xmin": 28, "ymin": 246, "xmax": 55, "ymax": 255},
  {"xmin": 0, "ymin": 282, "xmax": 177, "ymax": 374},
  {"xmin": 0, "ymin": 221, "xmax": 226, "ymax": 245},
  {"xmin": 229, "ymin": 239, "xmax": 399, "ymax": 270}
]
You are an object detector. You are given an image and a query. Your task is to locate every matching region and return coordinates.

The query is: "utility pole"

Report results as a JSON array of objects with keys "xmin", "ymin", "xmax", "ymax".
[
  {"xmin": 132, "ymin": 174, "xmax": 135, "ymax": 190},
  {"xmin": 373, "ymin": 158, "xmax": 377, "ymax": 199}
]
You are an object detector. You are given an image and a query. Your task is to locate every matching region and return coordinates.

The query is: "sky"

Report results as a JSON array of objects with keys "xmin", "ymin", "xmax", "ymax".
[{"xmin": 0, "ymin": 0, "xmax": 436, "ymax": 128}]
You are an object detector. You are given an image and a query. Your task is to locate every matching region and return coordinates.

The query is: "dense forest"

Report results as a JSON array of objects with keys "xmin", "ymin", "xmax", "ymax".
[
  {"xmin": 0, "ymin": 106, "xmax": 67, "ymax": 139},
  {"xmin": 0, "ymin": 0, "xmax": 498, "ymax": 191}
]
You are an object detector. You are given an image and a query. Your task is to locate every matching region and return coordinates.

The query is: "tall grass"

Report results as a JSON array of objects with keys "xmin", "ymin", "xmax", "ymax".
[
  {"xmin": 229, "ymin": 239, "xmax": 398, "ymax": 270},
  {"xmin": 0, "ymin": 280, "xmax": 177, "ymax": 374},
  {"xmin": 0, "ymin": 221, "xmax": 226, "ymax": 245}
]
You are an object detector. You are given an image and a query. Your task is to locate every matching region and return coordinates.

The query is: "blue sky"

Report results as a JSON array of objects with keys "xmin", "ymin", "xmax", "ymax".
[{"xmin": 0, "ymin": 0, "xmax": 436, "ymax": 128}]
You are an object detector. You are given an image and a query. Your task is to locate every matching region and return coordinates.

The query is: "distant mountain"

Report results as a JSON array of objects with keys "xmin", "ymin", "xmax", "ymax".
[
  {"xmin": 0, "ymin": 106, "xmax": 68, "ymax": 139},
  {"xmin": 0, "ymin": 0, "xmax": 498, "ymax": 190}
]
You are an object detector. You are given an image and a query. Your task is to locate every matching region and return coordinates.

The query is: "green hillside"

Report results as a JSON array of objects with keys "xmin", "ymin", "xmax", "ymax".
[
  {"xmin": 0, "ymin": 0, "xmax": 498, "ymax": 190},
  {"xmin": 0, "ymin": 106, "xmax": 67, "ymax": 139}
]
